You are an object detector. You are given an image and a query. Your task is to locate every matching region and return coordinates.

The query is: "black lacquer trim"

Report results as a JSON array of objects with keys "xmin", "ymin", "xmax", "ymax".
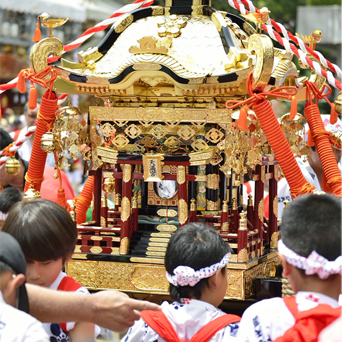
[
  {"xmin": 109, "ymin": 65, "xmax": 189, "ymax": 84},
  {"xmin": 98, "ymin": 8, "xmax": 153, "ymax": 55},
  {"xmin": 69, "ymin": 74, "xmax": 88, "ymax": 83}
]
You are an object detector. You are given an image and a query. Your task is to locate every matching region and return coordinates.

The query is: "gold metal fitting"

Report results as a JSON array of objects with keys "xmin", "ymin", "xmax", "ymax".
[
  {"xmin": 190, "ymin": 198, "xmax": 196, "ymax": 211},
  {"xmin": 239, "ymin": 211, "xmax": 248, "ymax": 230},
  {"xmin": 57, "ymin": 104, "xmax": 83, "ymax": 118},
  {"xmin": 40, "ymin": 131, "xmax": 56, "ymax": 153},
  {"xmin": 115, "ymin": 193, "xmax": 121, "ymax": 206},
  {"xmin": 335, "ymin": 93, "xmax": 342, "ymax": 114},
  {"xmin": 5, "ymin": 156, "xmax": 20, "ymax": 175},
  {"xmin": 222, "ymin": 200, "xmax": 228, "ymax": 212},
  {"xmin": 232, "ymin": 197, "xmax": 237, "ymax": 210},
  {"xmin": 248, "ymin": 194, "xmax": 253, "ymax": 206},
  {"xmin": 39, "ymin": 13, "xmax": 69, "ymax": 37},
  {"xmin": 103, "ymin": 177, "xmax": 115, "ymax": 193},
  {"xmin": 23, "ymin": 185, "xmax": 41, "ymax": 201},
  {"xmin": 101, "ymin": 193, "xmax": 108, "ymax": 207},
  {"xmin": 67, "ymin": 199, "xmax": 77, "ymax": 223}
]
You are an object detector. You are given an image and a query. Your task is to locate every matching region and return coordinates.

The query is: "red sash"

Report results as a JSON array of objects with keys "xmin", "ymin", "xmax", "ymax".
[
  {"xmin": 141, "ymin": 309, "xmax": 240, "ymax": 342},
  {"xmin": 272, "ymin": 296, "xmax": 341, "ymax": 342},
  {"xmin": 57, "ymin": 276, "xmax": 82, "ymax": 332}
]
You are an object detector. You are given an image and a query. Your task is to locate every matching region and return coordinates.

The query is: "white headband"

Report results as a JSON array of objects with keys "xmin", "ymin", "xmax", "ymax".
[
  {"xmin": 0, "ymin": 212, "xmax": 8, "ymax": 221},
  {"xmin": 166, "ymin": 253, "xmax": 231, "ymax": 287},
  {"xmin": 278, "ymin": 239, "xmax": 342, "ymax": 279}
]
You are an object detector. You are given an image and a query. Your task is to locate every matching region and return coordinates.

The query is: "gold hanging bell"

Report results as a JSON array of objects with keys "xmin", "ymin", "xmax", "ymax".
[
  {"xmin": 57, "ymin": 104, "xmax": 83, "ymax": 118},
  {"xmin": 41, "ymin": 131, "xmax": 56, "ymax": 152},
  {"xmin": 103, "ymin": 177, "xmax": 115, "ymax": 193},
  {"xmin": 23, "ymin": 184, "xmax": 41, "ymax": 201},
  {"xmin": 5, "ymin": 156, "xmax": 21, "ymax": 175}
]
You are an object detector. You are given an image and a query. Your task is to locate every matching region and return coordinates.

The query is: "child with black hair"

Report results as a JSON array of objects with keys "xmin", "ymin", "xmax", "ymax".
[
  {"xmin": 122, "ymin": 222, "xmax": 240, "ymax": 342},
  {"xmin": 238, "ymin": 194, "xmax": 342, "ymax": 342},
  {"xmin": 3, "ymin": 198, "xmax": 100, "ymax": 342},
  {"xmin": 0, "ymin": 187, "xmax": 22, "ymax": 229}
]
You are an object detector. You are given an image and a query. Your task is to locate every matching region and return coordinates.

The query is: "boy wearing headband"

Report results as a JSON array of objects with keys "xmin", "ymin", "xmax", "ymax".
[
  {"xmin": 122, "ymin": 223, "xmax": 241, "ymax": 342},
  {"xmin": 238, "ymin": 194, "xmax": 341, "ymax": 342}
]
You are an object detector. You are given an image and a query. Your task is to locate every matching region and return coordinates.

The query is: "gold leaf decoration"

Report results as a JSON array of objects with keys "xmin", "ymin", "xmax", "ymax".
[{"xmin": 125, "ymin": 124, "xmax": 142, "ymax": 139}]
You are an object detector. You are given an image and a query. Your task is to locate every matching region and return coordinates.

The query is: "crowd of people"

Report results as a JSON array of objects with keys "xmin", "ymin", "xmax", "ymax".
[
  {"xmin": 0, "ymin": 193, "xmax": 340, "ymax": 341},
  {"xmin": 0, "ymin": 103, "xmax": 341, "ymax": 341}
]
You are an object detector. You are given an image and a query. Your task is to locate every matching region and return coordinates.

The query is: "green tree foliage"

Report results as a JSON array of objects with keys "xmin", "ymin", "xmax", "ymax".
[{"xmin": 308, "ymin": 0, "xmax": 341, "ymax": 4}]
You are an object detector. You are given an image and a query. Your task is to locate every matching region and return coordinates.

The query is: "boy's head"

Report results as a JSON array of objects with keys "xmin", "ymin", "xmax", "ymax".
[
  {"xmin": 165, "ymin": 223, "xmax": 232, "ymax": 306},
  {"xmin": 2, "ymin": 199, "xmax": 78, "ymax": 287},
  {"xmin": 279, "ymin": 194, "xmax": 341, "ymax": 291},
  {"xmin": 0, "ymin": 187, "xmax": 22, "ymax": 230},
  {"xmin": 0, "ymin": 231, "xmax": 29, "ymax": 313}
]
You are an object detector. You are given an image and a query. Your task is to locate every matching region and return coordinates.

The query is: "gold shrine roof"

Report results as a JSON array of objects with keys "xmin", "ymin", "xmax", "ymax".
[{"xmin": 40, "ymin": 3, "xmax": 299, "ymax": 101}]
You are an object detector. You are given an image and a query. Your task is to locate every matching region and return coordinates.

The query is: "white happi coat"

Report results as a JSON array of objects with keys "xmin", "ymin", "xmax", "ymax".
[
  {"xmin": 237, "ymin": 291, "xmax": 340, "ymax": 342},
  {"xmin": 122, "ymin": 299, "xmax": 240, "ymax": 342}
]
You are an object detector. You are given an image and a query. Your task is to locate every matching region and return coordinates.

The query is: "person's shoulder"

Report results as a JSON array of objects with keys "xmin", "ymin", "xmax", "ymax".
[
  {"xmin": 0, "ymin": 302, "xmax": 49, "ymax": 341},
  {"xmin": 241, "ymin": 297, "xmax": 286, "ymax": 320}
]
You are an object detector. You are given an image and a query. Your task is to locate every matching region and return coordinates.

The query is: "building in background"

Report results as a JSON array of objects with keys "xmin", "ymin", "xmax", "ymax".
[{"xmin": 0, "ymin": 0, "xmax": 124, "ymax": 115}]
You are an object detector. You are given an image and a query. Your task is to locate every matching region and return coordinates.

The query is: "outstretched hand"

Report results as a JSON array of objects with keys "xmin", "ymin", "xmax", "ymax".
[{"xmin": 90, "ymin": 290, "xmax": 161, "ymax": 331}]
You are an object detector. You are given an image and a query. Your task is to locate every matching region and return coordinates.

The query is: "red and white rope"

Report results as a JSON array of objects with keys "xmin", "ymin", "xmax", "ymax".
[
  {"xmin": 48, "ymin": 0, "xmax": 153, "ymax": 63},
  {"xmin": 0, "ymin": 0, "xmax": 154, "ymax": 94},
  {"xmin": 227, "ymin": 0, "xmax": 342, "ymax": 90},
  {"xmin": 0, "ymin": 125, "xmax": 36, "ymax": 168}
]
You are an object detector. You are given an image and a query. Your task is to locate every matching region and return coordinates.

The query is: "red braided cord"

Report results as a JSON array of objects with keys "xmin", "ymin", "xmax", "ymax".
[
  {"xmin": 76, "ymin": 176, "xmax": 94, "ymax": 224},
  {"xmin": 226, "ymin": 73, "xmax": 316, "ymax": 198},
  {"xmin": 304, "ymin": 99, "xmax": 342, "ymax": 197},
  {"xmin": 23, "ymin": 91, "xmax": 58, "ymax": 193}
]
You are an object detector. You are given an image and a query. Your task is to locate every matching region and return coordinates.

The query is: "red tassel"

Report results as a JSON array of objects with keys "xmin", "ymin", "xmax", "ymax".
[
  {"xmin": 238, "ymin": 105, "xmax": 248, "ymax": 131},
  {"xmin": 289, "ymin": 96, "xmax": 297, "ymax": 120},
  {"xmin": 17, "ymin": 72, "xmax": 26, "ymax": 93},
  {"xmin": 330, "ymin": 103, "xmax": 338, "ymax": 124},
  {"xmin": 29, "ymin": 84, "xmax": 37, "ymax": 110},
  {"xmin": 307, "ymin": 129, "xmax": 314, "ymax": 146},
  {"xmin": 32, "ymin": 17, "xmax": 41, "ymax": 43}
]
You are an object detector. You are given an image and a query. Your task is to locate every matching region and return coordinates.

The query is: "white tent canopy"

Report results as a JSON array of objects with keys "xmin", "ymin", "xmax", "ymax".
[{"xmin": 0, "ymin": 0, "xmax": 123, "ymax": 23}]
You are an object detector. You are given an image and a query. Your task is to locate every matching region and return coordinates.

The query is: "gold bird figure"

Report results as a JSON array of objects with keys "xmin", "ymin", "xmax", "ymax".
[
  {"xmin": 296, "ymin": 30, "xmax": 322, "ymax": 50},
  {"xmin": 39, "ymin": 13, "xmax": 69, "ymax": 37},
  {"xmin": 241, "ymin": 7, "xmax": 270, "ymax": 33}
]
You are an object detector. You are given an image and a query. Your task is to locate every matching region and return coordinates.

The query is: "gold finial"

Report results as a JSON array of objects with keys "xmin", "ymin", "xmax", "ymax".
[
  {"xmin": 222, "ymin": 200, "xmax": 228, "ymax": 212},
  {"xmin": 248, "ymin": 194, "xmax": 253, "ymax": 206},
  {"xmin": 190, "ymin": 198, "xmax": 196, "ymax": 211},
  {"xmin": 241, "ymin": 7, "xmax": 270, "ymax": 33},
  {"xmin": 115, "ymin": 193, "xmax": 121, "ymax": 206},
  {"xmin": 5, "ymin": 156, "xmax": 20, "ymax": 175},
  {"xmin": 39, "ymin": 13, "xmax": 69, "ymax": 37},
  {"xmin": 283, "ymin": 199, "xmax": 289, "ymax": 209},
  {"xmin": 232, "ymin": 197, "xmax": 237, "ymax": 210},
  {"xmin": 23, "ymin": 185, "xmax": 41, "ymax": 201},
  {"xmin": 295, "ymin": 29, "xmax": 322, "ymax": 50},
  {"xmin": 67, "ymin": 199, "xmax": 77, "ymax": 223},
  {"xmin": 239, "ymin": 211, "xmax": 248, "ymax": 230}
]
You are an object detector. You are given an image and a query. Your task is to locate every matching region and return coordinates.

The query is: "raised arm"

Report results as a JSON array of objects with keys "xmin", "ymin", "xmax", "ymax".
[{"xmin": 26, "ymin": 284, "xmax": 161, "ymax": 332}]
